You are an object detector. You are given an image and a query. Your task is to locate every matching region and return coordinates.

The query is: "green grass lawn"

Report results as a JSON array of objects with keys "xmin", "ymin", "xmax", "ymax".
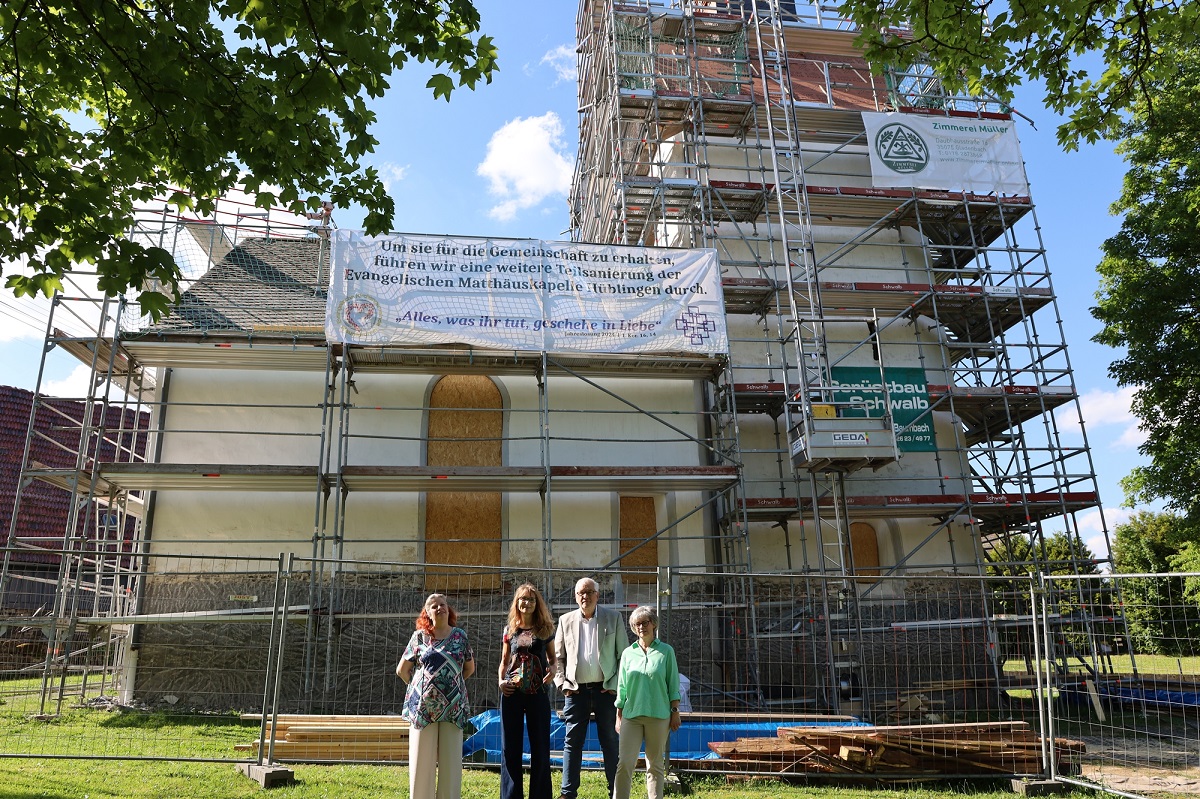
[
  {"xmin": 1096, "ymin": 654, "xmax": 1200, "ymax": 676},
  {"xmin": 0, "ymin": 704, "xmax": 1098, "ymax": 799},
  {"xmin": 1001, "ymin": 653, "xmax": 1200, "ymax": 678},
  {"xmin": 0, "ymin": 760, "xmax": 1088, "ymax": 799}
]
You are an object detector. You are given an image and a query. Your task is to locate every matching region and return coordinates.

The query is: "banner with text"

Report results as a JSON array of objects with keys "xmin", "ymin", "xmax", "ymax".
[
  {"xmin": 862, "ymin": 112, "xmax": 1029, "ymax": 195},
  {"xmin": 831, "ymin": 366, "xmax": 935, "ymax": 452},
  {"xmin": 326, "ymin": 232, "xmax": 728, "ymax": 354}
]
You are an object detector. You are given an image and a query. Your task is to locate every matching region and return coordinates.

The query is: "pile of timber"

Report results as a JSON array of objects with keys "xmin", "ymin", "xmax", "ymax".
[
  {"xmin": 880, "ymin": 693, "xmax": 946, "ymax": 722},
  {"xmin": 706, "ymin": 721, "xmax": 1084, "ymax": 777},
  {"xmin": 236, "ymin": 714, "xmax": 409, "ymax": 762}
]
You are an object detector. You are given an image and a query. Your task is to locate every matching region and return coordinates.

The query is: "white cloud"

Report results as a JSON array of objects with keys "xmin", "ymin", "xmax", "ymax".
[
  {"xmin": 40, "ymin": 363, "xmax": 127, "ymax": 401},
  {"xmin": 1112, "ymin": 418, "xmax": 1147, "ymax": 448},
  {"xmin": 1075, "ymin": 506, "xmax": 1133, "ymax": 566},
  {"xmin": 1057, "ymin": 385, "xmax": 1144, "ymax": 448},
  {"xmin": 1079, "ymin": 506, "xmax": 1131, "ymax": 534},
  {"xmin": 377, "ymin": 162, "xmax": 410, "ymax": 192},
  {"xmin": 41, "ymin": 364, "xmax": 95, "ymax": 399},
  {"xmin": 477, "ymin": 112, "xmax": 573, "ymax": 222},
  {"xmin": 540, "ymin": 45, "xmax": 578, "ymax": 84}
]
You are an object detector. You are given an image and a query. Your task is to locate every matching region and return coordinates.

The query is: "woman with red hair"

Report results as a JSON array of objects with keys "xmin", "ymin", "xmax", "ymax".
[{"xmin": 398, "ymin": 593, "xmax": 476, "ymax": 799}]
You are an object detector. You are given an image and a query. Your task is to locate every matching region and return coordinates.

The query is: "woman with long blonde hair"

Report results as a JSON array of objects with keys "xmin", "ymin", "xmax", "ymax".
[{"xmin": 497, "ymin": 583, "xmax": 557, "ymax": 799}]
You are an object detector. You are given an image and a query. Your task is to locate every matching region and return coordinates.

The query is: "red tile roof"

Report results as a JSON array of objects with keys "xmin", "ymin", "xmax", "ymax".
[{"xmin": 0, "ymin": 385, "xmax": 149, "ymax": 565}]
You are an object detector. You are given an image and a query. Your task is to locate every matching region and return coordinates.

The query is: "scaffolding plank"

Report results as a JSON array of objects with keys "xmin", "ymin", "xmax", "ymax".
[
  {"xmin": 120, "ymin": 340, "xmax": 331, "ymax": 370},
  {"xmin": 721, "ymin": 277, "xmax": 780, "ymax": 314},
  {"xmin": 340, "ymin": 466, "xmax": 545, "ymax": 492},
  {"xmin": 928, "ymin": 383, "xmax": 1076, "ymax": 444},
  {"xmin": 95, "ymin": 464, "xmax": 738, "ymax": 494},
  {"xmin": 720, "ymin": 278, "xmax": 1053, "ymax": 334},
  {"xmin": 790, "ymin": 491, "xmax": 1097, "ymax": 523},
  {"xmin": 727, "ymin": 382, "xmax": 789, "ymax": 416},
  {"xmin": 550, "ymin": 465, "xmax": 738, "ymax": 492},
  {"xmin": 26, "ymin": 461, "xmax": 145, "ymax": 517},
  {"xmin": 736, "ymin": 496, "xmax": 800, "ymax": 522},
  {"xmin": 53, "ymin": 330, "xmax": 156, "ymax": 396},
  {"xmin": 99, "ymin": 463, "xmax": 322, "ymax": 492},
  {"xmin": 345, "ymin": 346, "xmax": 722, "ymax": 378}
]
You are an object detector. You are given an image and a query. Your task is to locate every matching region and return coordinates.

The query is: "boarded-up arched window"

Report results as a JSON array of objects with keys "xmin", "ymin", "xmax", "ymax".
[
  {"xmin": 619, "ymin": 496, "xmax": 658, "ymax": 584},
  {"xmin": 848, "ymin": 521, "xmax": 880, "ymax": 577},
  {"xmin": 425, "ymin": 375, "xmax": 502, "ymax": 591}
]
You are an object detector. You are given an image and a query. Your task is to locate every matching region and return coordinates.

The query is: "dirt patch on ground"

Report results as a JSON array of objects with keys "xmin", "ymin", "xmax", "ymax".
[
  {"xmin": 1080, "ymin": 765, "xmax": 1200, "ymax": 797},
  {"xmin": 1079, "ymin": 733, "xmax": 1200, "ymax": 796}
]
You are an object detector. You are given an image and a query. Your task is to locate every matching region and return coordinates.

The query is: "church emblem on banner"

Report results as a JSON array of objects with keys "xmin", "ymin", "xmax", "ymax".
[{"xmin": 338, "ymin": 295, "xmax": 382, "ymax": 335}]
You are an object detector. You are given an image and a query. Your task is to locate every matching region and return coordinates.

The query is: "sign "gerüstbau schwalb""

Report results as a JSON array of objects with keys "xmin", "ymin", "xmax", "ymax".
[{"xmin": 326, "ymin": 232, "xmax": 728, "ymax": 355}]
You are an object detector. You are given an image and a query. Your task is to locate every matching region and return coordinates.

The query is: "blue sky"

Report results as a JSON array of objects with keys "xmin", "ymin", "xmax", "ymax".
[{"xmin": 0, "ymin": 1, "xmax": 1146, "ymax": 559}]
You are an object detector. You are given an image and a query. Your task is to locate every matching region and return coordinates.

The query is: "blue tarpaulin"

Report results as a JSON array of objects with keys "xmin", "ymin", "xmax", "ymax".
[
  {"xmin": 1105, "ymin": 685, "xmax": 1200, "ymax": 708},
  {"xmin": 463, "ymin": 710, "xmax": 868, "ymax": 763}
]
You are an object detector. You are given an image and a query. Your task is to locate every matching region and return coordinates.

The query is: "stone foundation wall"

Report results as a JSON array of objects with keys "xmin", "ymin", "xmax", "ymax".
[{"xmin": 131, "ymin": 571, "xmax": 993, "ymax": 713}]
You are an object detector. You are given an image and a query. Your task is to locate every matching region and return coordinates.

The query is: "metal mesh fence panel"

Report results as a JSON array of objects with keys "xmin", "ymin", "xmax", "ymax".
[
  {"xmin": 255, "ymin": 563, "xmax": 1063, "ymax": 777},
  {"xmin": 259, "ymin": 561, "xmax": 657, "ymax": 763},
  {"xmin": 14, "ymin": 558, "xmax": 1196, "ymax": 794},
  {"xmin": 0, "ymin": 553, "xmax": 283, "ymax": 761},
  {"xmin": 663, "ymin": 571, "xmax": 1059, "ymax": 778},
  {"xmin": 1046, "ymin": 572, "xmax": 1200, "ymax": 797}
]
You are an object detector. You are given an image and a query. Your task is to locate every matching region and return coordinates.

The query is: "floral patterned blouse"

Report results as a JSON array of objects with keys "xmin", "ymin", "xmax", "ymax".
[{"xmin": 401, "ymin": 627, "xmax": 475, "ymax": 729}]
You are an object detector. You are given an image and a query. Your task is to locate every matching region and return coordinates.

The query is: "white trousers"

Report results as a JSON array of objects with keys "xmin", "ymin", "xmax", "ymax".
[
  {"xmin": 612, "ymin": 716, "xmax": 670, "ymax": 799},
  {"xmin": 408, "ymin": 721, "xmax": 464, "ymax": 799}
]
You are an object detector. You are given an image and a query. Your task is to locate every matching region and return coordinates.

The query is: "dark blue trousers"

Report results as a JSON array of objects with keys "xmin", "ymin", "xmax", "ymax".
[
  {"xmin": 500, "ymin": 689, "xmax": 552, "ymax": 799},
  {"xmin": 559, "ymin": 683, "xmax": 619, "ymax": 799}
]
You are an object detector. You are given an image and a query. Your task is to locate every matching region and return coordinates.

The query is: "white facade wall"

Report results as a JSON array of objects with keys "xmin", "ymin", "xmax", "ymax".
[{"xmin": 147, "ymin": 368, "xmax": 712, "ymax": 570}]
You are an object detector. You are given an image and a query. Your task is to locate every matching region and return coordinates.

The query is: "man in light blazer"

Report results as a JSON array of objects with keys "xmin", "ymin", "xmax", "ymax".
[{"xmin": 554, "ymin": 577, "xmax": 628, "ymax": 799}]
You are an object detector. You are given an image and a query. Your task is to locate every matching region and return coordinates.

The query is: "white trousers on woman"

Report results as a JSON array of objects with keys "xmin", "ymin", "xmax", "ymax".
[
  {"xmin": 409, "ymin": 721, "xmax": 464, "ymax": 799},
  {"xmin": 613, "ymin": 716, "xmax": 670, "ymax": 799}
]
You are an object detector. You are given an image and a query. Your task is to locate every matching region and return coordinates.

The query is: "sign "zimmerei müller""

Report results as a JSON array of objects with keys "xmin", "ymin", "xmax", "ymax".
[{"xmin": 862, "ymin": 111, "xmax": 1030, "ymax": 195}]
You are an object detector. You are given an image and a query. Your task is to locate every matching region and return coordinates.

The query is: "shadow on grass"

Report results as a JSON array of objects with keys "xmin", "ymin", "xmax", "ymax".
[{"xmin": 97, "ymin": 709, "xmax": 259, "ymax": 730}]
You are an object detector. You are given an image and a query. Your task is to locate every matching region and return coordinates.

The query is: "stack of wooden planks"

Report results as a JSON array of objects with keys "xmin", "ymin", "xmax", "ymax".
[
  {"xmin": 706, "ymin": 721, "xmax": 1084, "ymax": 776},
  {"xmin": 236, "ymin": 714, "xmax": 410, "ymax": 761}
]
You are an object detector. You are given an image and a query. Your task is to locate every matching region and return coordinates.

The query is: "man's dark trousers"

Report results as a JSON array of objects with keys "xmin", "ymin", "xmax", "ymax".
[{"xmin": 560, "ymin": 682, "xmax": 618, "ymax": 798}]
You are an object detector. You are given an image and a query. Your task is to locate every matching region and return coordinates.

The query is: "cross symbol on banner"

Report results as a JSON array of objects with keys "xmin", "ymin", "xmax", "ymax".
[{"xmin": 676, "ymin": 311, "xmax": 717, "ymax": 345}]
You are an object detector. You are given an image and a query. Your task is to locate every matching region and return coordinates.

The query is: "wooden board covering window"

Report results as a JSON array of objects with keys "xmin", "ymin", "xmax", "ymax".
[
  {"xmin": 619, "ymin": 496, "xmax": 658, "ymax": 584},
  {"xmin": 425, "ymin": 375, "xmax": 502, "ymax": 591},
  {"xmin": 848, "ymin": 521, "xmax": 880, "ymax": 577}
]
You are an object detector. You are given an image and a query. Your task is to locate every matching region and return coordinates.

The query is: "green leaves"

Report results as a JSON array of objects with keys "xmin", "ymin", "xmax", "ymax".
[
  {"xmin": 1, "ymin": 0, "xmax": 497, "ymax": 319},
  {"xmin": 1112, "ymin": 512, "xmax": 1200, "ymax": 654},
  {"xmin": 841, "ymin": 0, "xmax": 1198, "ymax": 148},
  {"xmin": 1091, "ymin": 46, "xmax": 1200, "ymax": 516},
  {"xmin": 839, "ymin": 0, "xmax": 1200, "ymax": 516},
  {"xmin": 427, "ymin": 73, "xmax": 456, "ymax": 100}
]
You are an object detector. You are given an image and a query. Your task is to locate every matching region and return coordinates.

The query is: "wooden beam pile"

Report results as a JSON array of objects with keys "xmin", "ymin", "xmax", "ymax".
[
  {"xmin": 236, "ymin": 714, "xmax": 409, "ymax": 762},
  {"xmin": 706, "ymin": 721, "xmax": 1084, "ymax": 777}
]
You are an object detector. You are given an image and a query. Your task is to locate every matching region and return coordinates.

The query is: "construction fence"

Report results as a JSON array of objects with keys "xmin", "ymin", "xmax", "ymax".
[{"xmin": 2, "ymin": 559, "xmax": 1200, "ymax": 796}]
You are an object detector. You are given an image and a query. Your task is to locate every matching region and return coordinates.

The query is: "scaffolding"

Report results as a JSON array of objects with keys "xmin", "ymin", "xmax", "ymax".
[
  {"xmin": 0, "ymin": 197, "xmax": 751, "ymax": 711},
  {"xmin": 0, "ymin": 1, "xmax": 1121, "ymax": 722},
  {"xmin": 570, "ymin": 0, "xmax": 1118, "ymax": 711}
]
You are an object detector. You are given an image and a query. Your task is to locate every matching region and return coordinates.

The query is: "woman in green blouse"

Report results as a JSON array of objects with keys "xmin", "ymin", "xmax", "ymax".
[{"xmin": 613, "ymin": 605, "xmax": 681, "ymax": 799}]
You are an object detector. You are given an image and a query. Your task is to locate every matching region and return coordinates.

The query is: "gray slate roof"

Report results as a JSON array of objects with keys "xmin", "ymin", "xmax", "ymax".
[{"xmin": 137, "ymin": 237, "xmax": 329, "ymax": 338}]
